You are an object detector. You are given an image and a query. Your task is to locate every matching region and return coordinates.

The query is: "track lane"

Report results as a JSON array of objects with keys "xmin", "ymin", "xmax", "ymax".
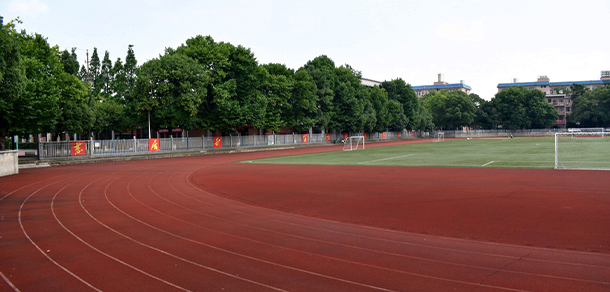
[{"xmin": 1, "ymin": 142, "xmax": 609, "ymax": 291}]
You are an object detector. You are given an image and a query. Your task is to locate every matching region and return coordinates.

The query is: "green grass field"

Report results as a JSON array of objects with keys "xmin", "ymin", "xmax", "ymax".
[{"xmin": 243, "ymin": 137, "xmax": 610, "ymax": 169}]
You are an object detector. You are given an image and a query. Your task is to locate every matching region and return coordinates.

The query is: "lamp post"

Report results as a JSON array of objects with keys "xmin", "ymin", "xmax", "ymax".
[
  {"xmin": 148, "ymin": 110, "xmax": 151, "ymax": 139},
  {"xmin": 576, "ymin": 121, "xmax": 580, "ymax": 129}
]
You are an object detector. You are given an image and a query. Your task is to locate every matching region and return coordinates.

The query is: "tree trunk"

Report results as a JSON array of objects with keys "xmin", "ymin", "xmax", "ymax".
[{"xmin": 0, "ymin": 135, "xmax": 6, "ymax": 150}]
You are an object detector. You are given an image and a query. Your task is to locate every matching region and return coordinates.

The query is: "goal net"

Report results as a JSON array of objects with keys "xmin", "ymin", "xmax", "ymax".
[
  {"xmin": 555, "ymin": 132, "xmax": 610, "ymax": 170},
  {"xmin": 433, "ymin": 132, "xmax": 444, "ymax": 142},
  {"xmin": 343, "ymin": 136, "xmax": 365, "ymax": 151}
]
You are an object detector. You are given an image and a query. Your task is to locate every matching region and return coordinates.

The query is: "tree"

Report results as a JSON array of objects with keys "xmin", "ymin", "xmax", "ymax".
[
  {"xmin": 332, "ymin": 64, "xmax": 366, "ymax": 133},
  {"xmin": 0, "ymin": 17, "xmax": 25, "ymax": 149},
  {"xmin": 259, "ymin": 63, "xmax": 294, "ymax": 132},
  {"xmin": 99, "ymin": 50, "xmax": 113, "ymax": 96},
  {"xmin": 414, "ymin": 98, "xmax": 435, "ymax": 132},
  {"xmin": 367, "ymin": 86, "xmax": 390, "ymax": 132},
  {"xmin": 290, "ymin": 68, "xmax": 318, "ymax": 132},
  {"xmin": 471, "ymin": 94, "xmax": 499, "ymax": 129},
  {"xmin": 302, "ymin": 55, "xmax": 337, "ymax": 131},
  {"xmin": 88, "ymin": 47, "xmax": 101, "ymax": 94},
  {"xmin": 386, "ymin": 99, "xmax": 408, "ymax": 131},
  {"xmin": 92, "ymin": 97, "xmax": 128, "ymax": 137},
  {"xmin": 13, "ymin": 29, "xmax": 63, "ymax": 137},
  {"xmin": 222, "ymin": 44, "xmax": 267, "ymax": 131},
  {"xmin": 134, "ymin": 52, "xmax": 208, "ymax": 132},
  {"xmin": 492, "ymin": 87, "xmax": 557, "ymax": 129},
  {"xmin": 59, "ymin": 47, "xmax": 79, "ymax": 75},
  {"xmin": 568, "ymin": 86, "xmax": 610, "ymax": 128},
  {"xmin": 381, "ymin": 78, "xmax": 419, "ymax": 130},
  {"xmin": 111, "ymin": 57, "xmax": 127, "ymax": 100},
  {"xmin": 52, "ymin": 72, "xmax": 94, "ymax": 139},
  {"xmin": 422, "ymin": 90, "xmax": 476, "ymax": 130}
]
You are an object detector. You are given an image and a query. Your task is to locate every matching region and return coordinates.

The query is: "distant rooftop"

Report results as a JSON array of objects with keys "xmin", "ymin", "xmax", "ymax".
[
  {"xmin": 412, "ymin": 83, "xmax": 472, "ymax": 91},
  {"xmin": 498, "ymin": 79, "xmax": 610, "ymax": 88}
]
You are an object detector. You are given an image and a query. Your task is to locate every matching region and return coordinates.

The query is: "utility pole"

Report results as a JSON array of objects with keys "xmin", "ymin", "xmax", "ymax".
[{"xmin": 86, "ymin": 49, "xmax": 90, "ymax": 88}]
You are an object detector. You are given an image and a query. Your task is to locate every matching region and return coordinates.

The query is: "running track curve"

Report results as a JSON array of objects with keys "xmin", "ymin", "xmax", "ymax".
[{"xmin": 1, "ymin": 141, "xmax": 609, "ymax": 291}]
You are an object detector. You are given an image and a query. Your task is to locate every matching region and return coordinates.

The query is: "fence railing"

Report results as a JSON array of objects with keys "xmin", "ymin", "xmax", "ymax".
[
  {"xmin": 37, "ymin": 131, "xmax": 418, "ymax": 160},
  {"xmin": 38, "ymin": 128, "xmax": 596, "ymax": 160}
]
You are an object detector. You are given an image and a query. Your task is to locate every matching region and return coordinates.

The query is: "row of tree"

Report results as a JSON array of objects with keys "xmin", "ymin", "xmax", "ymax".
[{"xmin": 2, "ymin": 16, "xmax": 609, "ymax": 150}]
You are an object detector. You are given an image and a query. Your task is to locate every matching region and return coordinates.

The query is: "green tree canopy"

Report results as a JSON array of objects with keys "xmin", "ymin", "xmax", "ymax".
[
  {"xmin": 0, "ymin": 17, "xmax": 25, "ymax": 149},
  {"xmin": 422, "ymin": 90, "xmax": 476, "ymax": 130},
  {"xmin": 568, "ymin": 86, "xmax": 610, "ymax": 128},
  {"xmin": 302, "ymin": 55, "xmax": 337, "ymax": 131},
  {"xmin": 134, "ymin": 52, "xmax": 208, "ymax": 131},
  {"xmin": 492, "ymin": 87, "xmax": 558, "ymax": 130},
  {"xmin": 381, "ymin": 78, "xmax": 419, "ymax": 129}
]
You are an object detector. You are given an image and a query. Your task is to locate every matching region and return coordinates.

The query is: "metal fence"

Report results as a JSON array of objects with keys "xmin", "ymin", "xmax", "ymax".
[
  {"xmin": 39, "ymin": 128, "xmax": 590, "ymax": 160},
  {"xmin": 37, "ymin": 131, "xmax": 416, "ymax": 160}
]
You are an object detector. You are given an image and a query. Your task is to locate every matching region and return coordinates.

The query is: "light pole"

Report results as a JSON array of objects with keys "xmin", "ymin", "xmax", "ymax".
[{"xmin": 148, "ymin": 110, "xmax": 151, "ymax": 139}]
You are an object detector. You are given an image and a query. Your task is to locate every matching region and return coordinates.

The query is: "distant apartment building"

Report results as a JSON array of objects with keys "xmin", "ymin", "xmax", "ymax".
[
  {"xmin": 360, "ymin": 74, "xmax": 472, "ymax": 97},
  {"xmin": 412, "ymin": 74, "xmax": 472, "ymax": 97},
  {"xmin": 497, "ymin": 71, "xmax": 610, "ymax": 128}
]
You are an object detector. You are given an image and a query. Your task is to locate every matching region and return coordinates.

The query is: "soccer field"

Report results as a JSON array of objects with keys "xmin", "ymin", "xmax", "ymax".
[{"xmin": 244, "ymin": 137, "xmax": 609, "ymax": 169}]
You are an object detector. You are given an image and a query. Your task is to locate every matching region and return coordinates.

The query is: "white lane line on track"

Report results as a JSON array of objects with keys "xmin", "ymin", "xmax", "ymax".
[
  {"xmin": 48, "ymin": 176, "xmax": 193, "ymax": 292},
  {"xmin": 358, "ymin": 154, "xmax": 415, "ymax": 164},
  {"xmin": 185, "ymin": 171, "xmax": 610, "ymax": 264},
  {"xmin": 1, "ymin": 174, "xmax": 68, "ymax": 202},
  {"xmin": 117, "ymin": 172, "xmax": 397, "ymax": 292},
  {"xmin": 167, "ymin": 174, "xmax": 610, "ymax": 287},
  {"xmin": 162, "ymin": 173, "xmax": 605, "ymax": 289},
  {"xmin": 18, "ymin": 180, "xmax": 103, "ymax": 292},
  {"xmin": 183, "ymin": 170, "xmax": 610, "ymax": 273},
  {"xmin": 0, "ymin": 271, "xmax": 21, "ymax": 292},
  {"xmin": 482, "ymin": 161, "xmax": 495, "ymax": 167},
  {"xmin": 82, "ymin": 174, "xmax": 290, "ymax": 292}
]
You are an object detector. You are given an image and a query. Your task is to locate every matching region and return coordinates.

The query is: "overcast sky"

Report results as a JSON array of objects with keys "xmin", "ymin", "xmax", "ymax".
[{"xmin": 3, "ymin": 0, "xmax": 609, "ymax": 99}]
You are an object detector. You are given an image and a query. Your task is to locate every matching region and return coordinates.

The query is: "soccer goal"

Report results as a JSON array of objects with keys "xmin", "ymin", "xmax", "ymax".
[
  {"xmin": 433, "ymin": 132, "xmax": 444, "ymax": 142},
  {"xmin": 343, "ymin": 136, "xmax": 365, "ymax": 151},
  {"xmin": 554, "ymin": 131, "xmax": 610, "ymax": 170}
]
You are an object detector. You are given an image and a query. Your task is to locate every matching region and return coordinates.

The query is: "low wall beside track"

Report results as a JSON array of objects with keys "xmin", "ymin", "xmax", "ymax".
[{"xmin": 0, "ymin": 150, "xmax": 19, "ymax": 177}]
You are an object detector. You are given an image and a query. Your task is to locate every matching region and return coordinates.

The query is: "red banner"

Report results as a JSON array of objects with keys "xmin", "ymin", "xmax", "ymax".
[
  {"xmin": 326, "ymin": 133, "xmax": 331, "ymax": 142},
  {"xmin": 70, "ymin": 141, "xmax": 86, "ymax": 156},
  {"xmin": 397, "ymin": 132, "xmax": 401, "ymax": 138},
  {"xmin": 213, "ymin": 137, "xmax": 222, "ymax": 148},
  {"xmin": 148, "ymin": 138, "xmax": 160, "ymax": 152},
  {"xmin": 364, "ymin": 133, "xmax": 369, "ymax": 139},
  {"xmin": 302, "ymin": 134, "xmax": 308, "ymax": 143},
  {"xmin": 382, "ymin": 132, "xmax": 386, "ymax": 139}
]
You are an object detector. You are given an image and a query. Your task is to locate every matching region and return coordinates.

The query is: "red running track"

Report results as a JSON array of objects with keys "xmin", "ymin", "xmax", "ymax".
[{"xmin": 1, "ymin": 141, "xmax": 609, "ymax": 291}]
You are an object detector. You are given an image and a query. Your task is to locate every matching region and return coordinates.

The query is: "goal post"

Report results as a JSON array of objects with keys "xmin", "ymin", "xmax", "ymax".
[
  {"xmin": 343, "ymin": 136, "xmax": 365, "ymax": 151},
  {"xmin": 433, "ymin": 132, "xmax": 444, "ymax": 142},
  {"xmin": 554, "ymin": 132, "xmax": 610, "ymax": 170}
]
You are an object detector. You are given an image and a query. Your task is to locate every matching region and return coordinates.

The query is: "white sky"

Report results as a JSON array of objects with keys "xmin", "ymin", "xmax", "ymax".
[{"xmin": 3, "ymin": 0, "xmax": 609, "ymax": 100}]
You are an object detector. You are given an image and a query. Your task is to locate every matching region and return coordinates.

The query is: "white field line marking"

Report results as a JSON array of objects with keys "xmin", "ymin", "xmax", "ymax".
[
  {"xmin": 0, "ymin": 271, "xmax": 21, "ymax": 292},
  {"xmin": 358, "ymin": 154, "xmax": 415, "ymax": 164},
  {"xmin": 482, "ymin": 161, "xmax": 495, "ymax": 167}
]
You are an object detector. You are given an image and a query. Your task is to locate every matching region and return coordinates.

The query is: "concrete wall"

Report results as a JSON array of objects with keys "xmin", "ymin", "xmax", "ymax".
[{"xmin": 0, "ymin": 150, "xmax": 19, "ymax": 177}]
